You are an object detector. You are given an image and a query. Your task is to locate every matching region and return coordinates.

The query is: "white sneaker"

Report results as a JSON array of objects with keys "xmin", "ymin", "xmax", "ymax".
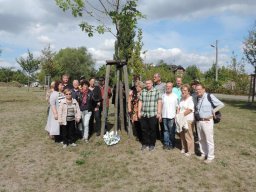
[
  {"xmin": 70, "ymin": 143, "xmax": 77, "ymax": 147},
  {"xmin": 184, "ymin": 153, "xmax": 191, "ymax": 157},
  {"xmin": 180, "ymin": 149, "xmax": 185, "ymax": 154},
  {"xmin": 204, "ymin": 159, "xmax": 214, "ymax": 164},
  {"xmin": 196, "ymin": 155, "xmax": 206, "ymax": 160},
  {"xmin": 63, "ymin": 144, "xmax": 67, "ymax": 149}
]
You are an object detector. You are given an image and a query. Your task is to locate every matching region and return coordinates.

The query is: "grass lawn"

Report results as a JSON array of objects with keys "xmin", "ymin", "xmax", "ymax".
[{"xmin": 0, "ymin": 87, "xmax": 255, "ymax": 192}]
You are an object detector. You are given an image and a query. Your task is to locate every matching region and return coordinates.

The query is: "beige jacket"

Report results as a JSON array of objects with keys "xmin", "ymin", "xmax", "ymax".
[{"xmin": 58, "ymin": 98, "xmax": 81, "ymax": 125}]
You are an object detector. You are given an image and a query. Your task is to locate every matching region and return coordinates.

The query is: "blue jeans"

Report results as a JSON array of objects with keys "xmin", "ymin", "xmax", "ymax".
[
  {"xmin": 79, "ymin": 110, "xmax": 92, "ymax": 140},
  {"xmin": 162, "ymin": 118, "xmax": 176, "ymax": 147}
]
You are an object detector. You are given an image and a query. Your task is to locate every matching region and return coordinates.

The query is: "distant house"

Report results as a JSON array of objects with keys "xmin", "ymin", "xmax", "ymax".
[{"xmin": 169, "ymin": 65, "xmax": 186, "ymax": 76}]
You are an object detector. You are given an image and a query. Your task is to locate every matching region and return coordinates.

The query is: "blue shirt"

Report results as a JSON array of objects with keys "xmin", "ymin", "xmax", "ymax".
[
  {"xmin": 196, "ymin": 93, "xmax": 224, "ymax": 118},
  {"xmin": 172, "ymin": 87, "xmax": 182, "ymax": 102}
]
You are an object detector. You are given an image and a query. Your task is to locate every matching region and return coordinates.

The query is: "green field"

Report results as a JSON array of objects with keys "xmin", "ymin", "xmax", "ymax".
[{"xmin": 0, "ymin": 87, "xmax": 255, "ymax": 192}]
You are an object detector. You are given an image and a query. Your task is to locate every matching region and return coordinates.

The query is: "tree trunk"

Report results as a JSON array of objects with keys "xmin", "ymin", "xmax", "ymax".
[
  {"xmin": 27, "ymin": 76, "xmax": 30, "ymax": 92},
  {"xmin": 253, "ymin": 67, "xmax": 256, "ymax": 103}
]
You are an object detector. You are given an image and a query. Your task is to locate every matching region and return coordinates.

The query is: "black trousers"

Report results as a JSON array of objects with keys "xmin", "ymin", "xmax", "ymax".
[
  {"xmin": 61, "ymin": 120, "xmax": 76, "ymax": 145},
  {"xmin": 89, "ymin": 109, "xmax": 102, "ymax": 135},
  {"xmin": 133, "ymin": 121, "xmax": 142, "ymax": 142},
  {"xmin": 140, "ymin": 116, "xmax": 158, "ymax": 146}
]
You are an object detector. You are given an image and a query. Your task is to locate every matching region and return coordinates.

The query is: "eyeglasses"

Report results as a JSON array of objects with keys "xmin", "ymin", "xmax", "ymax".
[{"xmin": 65, "ymin": 93, "xmax": 71, "ymax": 95}]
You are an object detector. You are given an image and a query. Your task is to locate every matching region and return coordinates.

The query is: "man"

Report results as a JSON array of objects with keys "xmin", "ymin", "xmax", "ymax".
[
  {"xmin": 172, "ymin": 77, "xmax": 182, "ymax": 102},
  {"xmin": 71, "ymin": 80, "xmax": 82, "ymax": 104},
  {"xmin": 98, "ymin": 77, "xmax": 112, "ymax": 131},
  {"xmin": 138, "ymin": 79, "xmax": 162, "ymax": 151},
  {"xmin": 153, "ymin": 73, "xmax": 166, "ymax": 95},
  {"xmin": 161, "ymin": 82, "xmax": 179, "ymax": 150},
  {"xmin": 153, "ymin": 73, "xmax": 166, "ymax": 140},
  {"xmin": 195, "ymin": 83, "xmax": 224, "ymax": 163},
  {"xmin": 62, "ymin": 74, "xmax": 73, "ymax": 90}
]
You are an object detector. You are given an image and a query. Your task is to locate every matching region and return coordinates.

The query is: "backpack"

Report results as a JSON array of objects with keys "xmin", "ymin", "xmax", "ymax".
[{"xmin": 207, "ymin": 93, "xmax": 222, "ymax": 124}]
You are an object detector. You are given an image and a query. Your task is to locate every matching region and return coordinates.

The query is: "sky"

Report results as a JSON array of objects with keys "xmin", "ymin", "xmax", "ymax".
[{"xmin": 0, "ymin": 0, "xmax": 256, "ymax": 73}]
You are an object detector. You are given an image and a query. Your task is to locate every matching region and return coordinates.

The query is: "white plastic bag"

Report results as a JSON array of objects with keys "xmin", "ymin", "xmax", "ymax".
[{"xmin": 103, "ymin": 131, "xmax": 120, "ymax": 146}]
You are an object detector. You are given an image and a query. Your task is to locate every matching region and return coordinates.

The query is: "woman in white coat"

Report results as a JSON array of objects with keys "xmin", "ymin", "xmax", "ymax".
[{"xmin": 45, "ymin": 80, "xmax": 65, "ymax": 142}]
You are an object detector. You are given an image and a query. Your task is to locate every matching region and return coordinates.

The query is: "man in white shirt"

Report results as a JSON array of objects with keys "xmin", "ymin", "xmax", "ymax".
[{"xmin": 161, "ymin": 82, "xmax": 179, "ymax": 150}]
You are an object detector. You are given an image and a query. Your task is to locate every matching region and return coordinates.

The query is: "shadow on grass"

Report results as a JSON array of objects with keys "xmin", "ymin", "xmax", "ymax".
[{"xmin": 223, "ymin": 99, "xmax": 256, "ymax": 112}]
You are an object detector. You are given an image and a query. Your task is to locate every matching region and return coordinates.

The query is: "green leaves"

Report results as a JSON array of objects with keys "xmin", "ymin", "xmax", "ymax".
[
  {"xmin": 16, "ymin": 50, "xmax": 40, "ymax": 77},
  {"xmin": 55, "ymin": 0, "xmax": 84, "ymax": 17},
  {"xmin": 243, "ymin": 21, "xmax": 256, "ymax": 72}
]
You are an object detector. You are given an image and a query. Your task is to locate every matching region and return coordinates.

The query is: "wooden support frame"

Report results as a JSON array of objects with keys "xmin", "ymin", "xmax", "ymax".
[{"xmin": 100, "ymin": 60, "xmax": 133, "ymax": 137}]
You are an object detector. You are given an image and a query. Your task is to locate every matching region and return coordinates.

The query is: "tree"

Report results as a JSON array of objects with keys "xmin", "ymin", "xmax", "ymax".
[
  {"xmin": 0, "ymin": 67, "xmax": 14, "ymax": 83},
  {"xmin": 129, "ymin": 28, "xmax": 144, "ymax": 75},
  {"xmin": 243, "ymin": 22, "xmax": 256, "ymax": 102},
  {"xmin": 39, "ymin": 45, "xmax": 59, "ymax": 80},
  {"xmin": 183, "ymin": 65, "xmax": 202, "ymax": 84},
  {"xmin": 227, "ymin": 53, "xmax": 249, "ymax": 94},
  {"xmin": 16, "ymin": 50, "xmax": 40, "ymax": 91},
  {"xmin": 56, "ymin": 0, "xmax": 143, "ymax": 65},
  {"xmin": 53, "ymin": 47, "xmax": 95, "ymax": 80},
  {"xmin": 142, "ymin": 64, "xmax": 175, "ymax": 83}
]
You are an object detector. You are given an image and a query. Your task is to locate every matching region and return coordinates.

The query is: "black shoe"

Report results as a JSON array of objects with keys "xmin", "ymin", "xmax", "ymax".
[
  {"xmin": 163, "ymin": 145, "xmax": 168, "ymax": 150},
  {"xmin": 149, "ymin": 146, "xmax": 155, "ymax": 151},
  {"xmin": 141, "ymin": 145, "xmax": 148, "ymax": 151},
  {"xmin": 167, "ymin": 146, "xmax": 173, "ymax": 150}
]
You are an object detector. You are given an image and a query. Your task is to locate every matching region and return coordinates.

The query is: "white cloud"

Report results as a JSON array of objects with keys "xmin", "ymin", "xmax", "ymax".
[
  {"xmin": 37, "ymin": 35, "xmax": 53, "ymax": 45},
  {"xmin": 139, "ymin": 0, "xmax": 256, "ymax": 20}
]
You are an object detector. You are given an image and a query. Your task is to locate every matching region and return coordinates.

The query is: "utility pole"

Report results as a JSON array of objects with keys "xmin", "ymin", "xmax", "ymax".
[{"xmin": 211, "ymin": 40, "xmax": 218, "ymax": 81}]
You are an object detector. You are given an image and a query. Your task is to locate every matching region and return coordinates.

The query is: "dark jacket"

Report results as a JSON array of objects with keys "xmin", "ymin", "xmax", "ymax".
[
  {"xmin": 91, "ymin": 86, "xmax": 102, "ymax": 108},
  {"xmin": 71, "ymin": 89, "xmax": 82, "ymax": 105},
  {"xmin": 80, "ymin": 90, "xmax": 93, "ymax": 112}
]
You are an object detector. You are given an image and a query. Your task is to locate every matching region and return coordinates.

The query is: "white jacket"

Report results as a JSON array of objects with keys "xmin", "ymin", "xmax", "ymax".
[{"xmin": 175, "ymin": 113, "xmax": 188, "ymax": 133}]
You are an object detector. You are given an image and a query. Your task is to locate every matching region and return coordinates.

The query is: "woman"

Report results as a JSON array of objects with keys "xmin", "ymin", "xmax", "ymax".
[
  {"xmin": 45, "ymin": 81, "xmax": 55, "ymax": 116},
  {"xmin": 79, "ymin": 80, "xmax": 93, "ymax": 142},
  {"xmin": 128, "ymin": 81, "xmax": 144, "ymax": 142},
  {"xmin": 178, "ymin": 84, "xmax": 195, "ymax": 156},
  {"xmin": 88, "ymin": 77, "xmax": 102, "ymax": 136},
  {"xmin": 45, "ymin": 80, "xmax": 65, "ymax": 142},
  {"xmin": 58, "ymin": 89, "xmax": 81, "ymax": 148}
]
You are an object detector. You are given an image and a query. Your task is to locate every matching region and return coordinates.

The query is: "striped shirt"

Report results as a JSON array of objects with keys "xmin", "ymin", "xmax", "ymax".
[
  {"xmin": 139, "ymin": 88, "xmax": 161, "ymax": 118},
  {"xmin": 66, "ymin": 103, "xmax": 75, "ymax": 121}
]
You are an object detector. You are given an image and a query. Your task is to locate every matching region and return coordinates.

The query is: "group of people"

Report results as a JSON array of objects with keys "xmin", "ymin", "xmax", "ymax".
[
  {"xmin": 44, "ymin": 72, "xmax": 224, "ymax": 164},
  {"xmin": 128, "ymin": 74, "xmax": 224, "ymax": 164},
  {"xmin": 45, "ymin": 74, "xmax": 111, "ymax": 148}
]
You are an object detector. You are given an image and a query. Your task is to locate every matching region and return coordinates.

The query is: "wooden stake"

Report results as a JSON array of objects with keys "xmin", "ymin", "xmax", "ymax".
[
  {"xmin": 123, "ymin": 65, "xmax": 133, "ymax": 137},
  {"xmin": 119, "ymin": 77, "xmax": 125, "ymax": 132},
  {"xmin": 114, "ymin": 68, "xmax": 120, "ymax": 134},
  {"xmin": 101, "ymin": 64, "xmax": 111, "ymax": 136}
]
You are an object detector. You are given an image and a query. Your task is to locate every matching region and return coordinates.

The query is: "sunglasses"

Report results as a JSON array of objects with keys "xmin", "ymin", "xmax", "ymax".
[{"xmin": 65, "ymin": 93, "xmax": 71, "ymax": 95}]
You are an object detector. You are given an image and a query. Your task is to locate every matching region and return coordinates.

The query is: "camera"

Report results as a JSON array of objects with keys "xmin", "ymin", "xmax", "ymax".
[{"xmin": 194, "ymin": 111, "xmax": 200, "ymax": 121}]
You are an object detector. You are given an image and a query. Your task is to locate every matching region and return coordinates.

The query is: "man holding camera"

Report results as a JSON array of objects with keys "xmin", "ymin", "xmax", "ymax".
[{"xmin": 195, "ymin": 84, "xmax": 224, "ymax": 164}]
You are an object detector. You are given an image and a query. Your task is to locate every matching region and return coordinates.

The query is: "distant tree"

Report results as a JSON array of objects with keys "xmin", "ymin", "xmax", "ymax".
[
  {"xmin": 53, "ymin": 47, "xmax": 95, "ymax": 80},
  {"xmin": 96, "ymin": 65, "xmax": 116, "ymax": 86},
  {"xmin": 142, "ymin": 64, "xmax": 175, "ymax": 83},
  {"xmin": 183, "ymin": 65, "xmax": 202, "ymax": 84},
  {"xmin": 16, "ymin": 50, "xmax": 40, "ymax": 91},
  {"xmin": 129, "ymin": 28, "xmax": 144, "ymax": 75},
  {"xmin": 39, "ymin": 45, "xmax": 59, "ymax": 80},
  {"xmin": 12, "ymin": 70, "xmax": 27, "ymax": 84},
  {"xmin": 227, "ymin": 53, "xmax": 249, "ymax": 94},
  {"xmin": 0, "ymin": 67, "xmax": 14, "ymax": 83},
  {"xmin": 243, "ymin": 22, "xmax": 256, "ymax": 102}
]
